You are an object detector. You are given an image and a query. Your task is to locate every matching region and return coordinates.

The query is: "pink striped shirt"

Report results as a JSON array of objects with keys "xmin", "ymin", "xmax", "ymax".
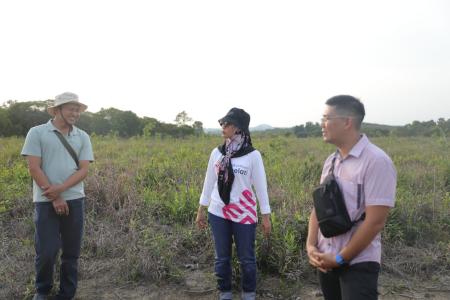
[{"xmin": 317, "ymin": 135, "xmax": 397, "ymax": 264}]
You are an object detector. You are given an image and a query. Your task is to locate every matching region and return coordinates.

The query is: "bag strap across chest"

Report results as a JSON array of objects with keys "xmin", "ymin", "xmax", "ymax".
[{"xmin": 53, "ymin": 130, "xmax": 80, "ymax": 169}]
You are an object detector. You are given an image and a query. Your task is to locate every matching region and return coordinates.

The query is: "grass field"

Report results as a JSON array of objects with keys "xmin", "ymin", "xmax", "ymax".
[{"xmin": 1, "ymin": 135, "xmax": 449, "ymax": 299}]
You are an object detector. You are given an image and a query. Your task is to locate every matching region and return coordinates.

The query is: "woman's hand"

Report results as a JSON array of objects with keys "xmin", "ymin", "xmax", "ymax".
[
  {"xmin": 195, "ymin": 206, "xmax": 208, "ymax": 229},
  {"xmin": 261, "ymin": 214, "xmax": 271, "ymax": 237}
]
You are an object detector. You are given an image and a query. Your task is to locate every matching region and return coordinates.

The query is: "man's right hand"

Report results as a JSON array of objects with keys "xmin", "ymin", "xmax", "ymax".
[
  {"xmin": 307, "ymin": 244, "xmax": 328, "ymax": 273},
  {"xmin": 42, "ymin": 184, "xmax": 65, "ymax": 201},
  {"xmin": 52, "ymin": 197, "xmax": 69, "ymax": 216}
]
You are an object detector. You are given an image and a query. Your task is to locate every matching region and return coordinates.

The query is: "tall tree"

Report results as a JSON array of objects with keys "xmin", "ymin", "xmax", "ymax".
[
  {"xmin": 0, "ymin": 107, "xmax": 13, "ymax": 136},
  {"xmin": 174, "ymin": 111, "xmax": 193, "ymax": 126},
  {"xmin": 5, "ymin": 100, "xmax": 51, "ymax": 136},
  {"xmin": 192, "ymin": 121, "xmax": 204, "ymax": 136},
  {"xmin": 96, "ymin": 108, "xmax": 142, "ymax": 137},
  {"xmin": 142, "ymin": 117, "xmax": 159, "ymax": 137}
]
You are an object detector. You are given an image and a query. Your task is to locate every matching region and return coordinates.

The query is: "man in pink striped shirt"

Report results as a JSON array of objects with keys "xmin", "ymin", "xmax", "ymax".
[{"xmin": 306, "ymin": 95, "xmax": 397, "ymax": 300}]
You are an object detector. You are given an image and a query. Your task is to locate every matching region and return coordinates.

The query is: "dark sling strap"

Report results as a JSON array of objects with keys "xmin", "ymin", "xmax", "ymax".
[
  {"xmin": 330, "ymin": 150, "xmax": 366, "ymax": 223},
  {"xmin": 53, "ymin": 130, "xmax": 80, "ymax": 169}
]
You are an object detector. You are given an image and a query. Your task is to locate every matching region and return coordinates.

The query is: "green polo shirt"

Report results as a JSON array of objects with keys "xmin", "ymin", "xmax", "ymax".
[{"xmin": 21, "ymin": 120, "xmax": 94, "ymax": 202}]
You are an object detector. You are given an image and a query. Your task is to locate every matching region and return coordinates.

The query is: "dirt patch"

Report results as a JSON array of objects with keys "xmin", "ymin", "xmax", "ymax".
[
  {"xmin": 71, "ymin": 270, "xmax": 450, "ymax": 300},
  {"xmin": 378, "ymin": 274, "xmax": 450, "ymax": 300},
  {"xmin": 74, "ymin": 269, "xmax": 315, "ymax": 300},
  {"xmin": 75, "ymin": 271, "xmax": 213, "ymax": 300},
  {"xmin": 72, "ymin": 271, "xmax": 450, "ymax": 300}
]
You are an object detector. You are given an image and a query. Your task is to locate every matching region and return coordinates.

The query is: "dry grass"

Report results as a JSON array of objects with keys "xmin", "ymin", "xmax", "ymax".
[{"xmin": 0, "ymin": 135, "xmax": 449, "ymax": 298}]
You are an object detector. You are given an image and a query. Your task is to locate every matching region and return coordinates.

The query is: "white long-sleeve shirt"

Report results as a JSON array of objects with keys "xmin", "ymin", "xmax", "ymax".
[{"xmin": 199, "ymin": 148, "xmax": 271, "ymax": 224}]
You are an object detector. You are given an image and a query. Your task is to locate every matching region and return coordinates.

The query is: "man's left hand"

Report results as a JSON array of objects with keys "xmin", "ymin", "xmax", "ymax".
[{"xmin": 52, "ymin": 197, "xmax": 69, "ymax": 216}]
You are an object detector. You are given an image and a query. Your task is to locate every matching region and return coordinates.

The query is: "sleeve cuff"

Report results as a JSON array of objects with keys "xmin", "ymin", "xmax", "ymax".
[
  {"xmin": 199, "ymin": 197, "xmax": 210, "ymax": 206},
  {"xmin": 366, "ymin": 199, "xmax": 395, "ymax": 207},
  {"xmin": 259, "ymin": 205, "xmax": 271, "ymax": 215}
]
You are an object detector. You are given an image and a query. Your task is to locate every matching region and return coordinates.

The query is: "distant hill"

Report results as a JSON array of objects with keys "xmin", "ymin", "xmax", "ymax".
[
  {"xmin": 360, "ymin": 122, "xmax": 401, "ymax": 136},
  {"xmin": 205, "ymin": 122, "xmax": 403, "ymax": 137},
  {"xmin": 205, "ymin": 124, "xmax": 276, "ymax": 134},
  {"xmin": 362, "ymin": 122, "xmax": 400, "ymax": 131},
  {"xmin": 204, "ymin": 128, "xmax": 221, "ymax": 134},
  {"xmin": 252, "ymin": 124, "xmax": 274, "ymax": 131}
]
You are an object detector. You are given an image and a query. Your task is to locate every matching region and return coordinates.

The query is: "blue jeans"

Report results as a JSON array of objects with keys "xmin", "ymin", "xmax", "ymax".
[
  {"xmin": 34, "ymin": 198, "xmax": 84, "ymax": 299},
  {"xmin": 208, "ymin": 212, "xmax": 257, "ymax": 294}
]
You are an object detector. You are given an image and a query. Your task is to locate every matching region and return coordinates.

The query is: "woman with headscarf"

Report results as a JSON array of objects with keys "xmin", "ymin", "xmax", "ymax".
[{"xmin": 195, "ymin": 108, "xmax": 271, "ymax": 300}]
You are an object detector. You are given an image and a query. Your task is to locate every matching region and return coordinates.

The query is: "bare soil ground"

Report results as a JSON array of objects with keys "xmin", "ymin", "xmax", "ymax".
[{"xmin": 70, "ymin": 270, "xmax": 450, "ymax": 300}]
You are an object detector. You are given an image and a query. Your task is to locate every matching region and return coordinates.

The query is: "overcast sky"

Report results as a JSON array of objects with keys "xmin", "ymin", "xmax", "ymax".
[{"xmin": 1, "ymin": 0, "xmax": 449, "ymax": 128}]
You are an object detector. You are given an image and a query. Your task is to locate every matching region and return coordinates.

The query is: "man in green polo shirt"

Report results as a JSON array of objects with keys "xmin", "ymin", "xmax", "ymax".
[{"xmin": 21, "ymin": 92, "xmax": 94, "ymax": 300}]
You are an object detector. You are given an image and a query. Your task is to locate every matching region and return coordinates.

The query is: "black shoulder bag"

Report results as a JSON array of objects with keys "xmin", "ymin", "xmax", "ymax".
[
  {"xmin": 53, "ymin": 130, "xmax": 80, "ymax": 170},
  {"xmin": 312, "ymin": 153, "xmax": 365, "ymax": 238}
]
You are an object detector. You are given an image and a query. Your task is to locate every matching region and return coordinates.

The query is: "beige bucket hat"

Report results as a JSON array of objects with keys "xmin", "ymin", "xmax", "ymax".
[{"xmin": 47, "ymin": 92, "xmax": 88, "ymax": 116}]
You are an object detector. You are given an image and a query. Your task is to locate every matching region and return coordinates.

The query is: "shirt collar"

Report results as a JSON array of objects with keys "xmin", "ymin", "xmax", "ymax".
[
  {"xmin": 46, "ymin": 119, "xmax": 79, "ymax": 136},
  {"xmin": 348, "ymin": 134, "xmax": 369, "ymax": 158}
]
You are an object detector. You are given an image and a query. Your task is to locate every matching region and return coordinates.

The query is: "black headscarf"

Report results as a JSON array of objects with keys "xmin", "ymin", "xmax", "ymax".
[{"xmin": 217, "ymin": 131, "xmax": 254, "ymax": 204}]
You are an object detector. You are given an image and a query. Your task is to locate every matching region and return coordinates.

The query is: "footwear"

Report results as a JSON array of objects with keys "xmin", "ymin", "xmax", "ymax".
[
  {"xmin": 32, "ymin": 294, "xmax": 48, "ymax": 300},
  {"xmin": 219, "ymin": 291, "xmax": 232, "ymax": 300},
  {"xmin": 241, "ymin": 291, "xmax": 256, "ymax": 300}
]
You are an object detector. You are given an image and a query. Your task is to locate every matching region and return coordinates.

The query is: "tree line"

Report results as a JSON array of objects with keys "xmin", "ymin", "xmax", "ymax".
[
  {"xmin": 292, "ymin": 119, "xmax": 450, "ymax": 139},
  {"xmin": 0, "ymin": 100, "xmax": 203, "ymax": 138},
  {"xmin": 0, "ymin": 100, "xmax": 449, "ymax": 139}
]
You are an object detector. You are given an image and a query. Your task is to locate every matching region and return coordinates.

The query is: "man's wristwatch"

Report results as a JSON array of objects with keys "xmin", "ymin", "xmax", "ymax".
[{"xmin": 335, "ymin": 254, "xmax": 347, "ymax": 266}]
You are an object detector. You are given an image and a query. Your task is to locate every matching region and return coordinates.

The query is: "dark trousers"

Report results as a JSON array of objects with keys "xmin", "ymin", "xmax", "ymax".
[
  {"xmin": 34, "ymin": 198, "xmax": 84, "ymax": 299},
  {"xmin": 208, "ymin": 212, "xmax": 257, "ymax": 293},
  {"xmin": 318, "ymin": 262, "xmax": 380, "ymax": 300}
]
